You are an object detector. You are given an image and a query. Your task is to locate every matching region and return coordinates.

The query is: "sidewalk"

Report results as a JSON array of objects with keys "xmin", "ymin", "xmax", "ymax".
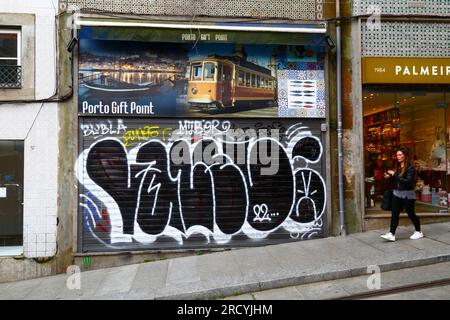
[{"xmin": 1, "ymin": 222, "xmax": 449, "ymax": 300}]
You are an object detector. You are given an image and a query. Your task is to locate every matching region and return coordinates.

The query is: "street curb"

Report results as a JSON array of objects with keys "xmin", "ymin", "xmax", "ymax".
[{"xmin": 154, "ymin": 253, "xmax": 450, "ymax": 300}]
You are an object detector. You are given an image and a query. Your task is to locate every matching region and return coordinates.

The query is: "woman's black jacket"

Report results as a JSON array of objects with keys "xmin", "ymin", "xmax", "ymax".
[{"xmin": 390, "ymin": 165, "xmax": 416, "ymax": 191}]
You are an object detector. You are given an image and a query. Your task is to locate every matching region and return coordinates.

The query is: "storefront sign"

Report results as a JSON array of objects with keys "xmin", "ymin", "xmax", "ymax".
[
  {"xmin": 78, "ymin": 26, "xmax": 326, "ymax": 118},
  {"xmin": 362, "ymin": 57, "xmax": 450, "ymax": 84}
]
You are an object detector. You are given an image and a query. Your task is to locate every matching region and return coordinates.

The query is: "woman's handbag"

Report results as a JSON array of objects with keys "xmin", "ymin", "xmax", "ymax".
[{"xmin": 381, "ymin": 190, "xmax": 393, "ymax": 211}]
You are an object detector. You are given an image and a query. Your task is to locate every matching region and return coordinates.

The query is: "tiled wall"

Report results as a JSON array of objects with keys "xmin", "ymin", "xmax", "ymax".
[
  {"xmin": 23, "ymin": 103, "xmax": 59, "ymax": 258},
  {"xmin": 0, "ymin": 1, "xmax": 58, "ymax": 259},
  {"xmin": 353, "ymin": 0, "xmax": 450, "ymax": 16},
  {"xmin": 362, "ymin": 21, "xmax": 450, "ymax": 57},
  {"xmin": 0, "ymin": 103, "xmax": 59, "ymax": 258},
  {"xmin": 63, "ymin": 0, "xmax": 321, "ymax": 20}
]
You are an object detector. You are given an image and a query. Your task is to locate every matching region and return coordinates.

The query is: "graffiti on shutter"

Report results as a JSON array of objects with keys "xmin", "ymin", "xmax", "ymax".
[{"xmin": 77, "ymin": 118, "xmax": 326, "ymax": 251}]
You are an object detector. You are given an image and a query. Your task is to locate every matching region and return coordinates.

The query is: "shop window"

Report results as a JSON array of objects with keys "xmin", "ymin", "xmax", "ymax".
[
  {"xmin": 364, "ymin": 87, "xmax": 450, "ymax": 214},
  {"xmin": 0, "ymin": 30, "xmax": 21, "ymax": 88},
  {"xmin": 0, "ymin": 141, "xmax": 24, "ymax": 248}
]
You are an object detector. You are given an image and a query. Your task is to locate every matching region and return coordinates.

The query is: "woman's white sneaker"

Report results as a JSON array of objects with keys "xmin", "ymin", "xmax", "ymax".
[
  {"xmin": 410, "ymin": 231, "xmax": 424, "ymax": 240},
  {"xmin": 381, "ymin": 232, "xmax": 396, "ymax": 241}
]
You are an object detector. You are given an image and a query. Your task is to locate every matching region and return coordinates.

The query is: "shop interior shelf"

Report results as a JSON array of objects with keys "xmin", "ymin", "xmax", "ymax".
[
  {"xmin": 366, "ymin": 121, "xmax": 398, "ymax": 127},
  {"xmin": 415, "ymin": 200, "xmax": 447, "ymax": 209}
]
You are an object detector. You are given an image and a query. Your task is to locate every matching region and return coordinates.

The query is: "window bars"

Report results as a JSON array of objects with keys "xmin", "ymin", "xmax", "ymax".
[{"xmin": 0, "ymin": 65, "xmax": 22, "ymax": 88}]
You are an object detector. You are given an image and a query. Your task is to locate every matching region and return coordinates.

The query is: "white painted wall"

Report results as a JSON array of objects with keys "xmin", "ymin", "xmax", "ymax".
[{"xmin": 0, "ymin": 0, "xmax": 59, "ymax": 258}]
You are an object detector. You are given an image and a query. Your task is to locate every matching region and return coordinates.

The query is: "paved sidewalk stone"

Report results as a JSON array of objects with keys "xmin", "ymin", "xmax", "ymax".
[{"xmin": 0, "ymin": 222, "xmax": 449, "ymax": 300}]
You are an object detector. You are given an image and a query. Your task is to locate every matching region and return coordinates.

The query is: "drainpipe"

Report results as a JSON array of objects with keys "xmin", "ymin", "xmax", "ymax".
[{"xmin": 336, "ymin": 0, "xmax": 346, "ymax": 236}]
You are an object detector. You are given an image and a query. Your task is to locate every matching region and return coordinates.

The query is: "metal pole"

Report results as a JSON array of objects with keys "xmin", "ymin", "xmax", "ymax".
[{"xmin": 336, "ymin": 0, "xmax": 346, "ymax": 236}]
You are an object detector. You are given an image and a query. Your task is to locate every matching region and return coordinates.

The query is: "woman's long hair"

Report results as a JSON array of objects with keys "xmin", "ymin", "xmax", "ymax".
[{"xmin": 395, "ymin": 146, "xmax": 413, "ymax": 176}]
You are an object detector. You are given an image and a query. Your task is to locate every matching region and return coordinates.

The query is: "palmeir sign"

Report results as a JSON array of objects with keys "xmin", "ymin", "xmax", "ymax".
[{"xmin": 362, "ymin": 57, "xmax": 450, "ymax": 84}]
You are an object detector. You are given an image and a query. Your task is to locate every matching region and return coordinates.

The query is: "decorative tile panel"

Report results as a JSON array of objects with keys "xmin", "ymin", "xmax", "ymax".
[
  {"xmin": 63, "ymin": 0, "xmax": 321, "ymax": 20},
  {"xmin": 353, "ymin": 0, "xmax": 450, "ymax": 17},
  {"xmin": 362, "ymin": 21, "xmax": 450, "ymax": 57},
  {"xmin": 278, "ymin": 57, "xmax": 326, "ymax": 118}
]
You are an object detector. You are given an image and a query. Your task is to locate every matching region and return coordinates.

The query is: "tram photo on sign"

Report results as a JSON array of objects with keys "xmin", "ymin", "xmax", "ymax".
[{"xmin": 78, "ymin": 27, "xmax": 326, "ymax": 118}]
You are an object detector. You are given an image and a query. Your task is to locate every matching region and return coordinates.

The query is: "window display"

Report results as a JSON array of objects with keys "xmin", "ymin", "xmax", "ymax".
[{"xmin": 364, "ymin": 87, "xmax": 450, "ymax": 214}]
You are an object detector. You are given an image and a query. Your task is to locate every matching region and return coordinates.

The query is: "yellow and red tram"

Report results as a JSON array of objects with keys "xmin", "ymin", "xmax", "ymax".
[{"xmin": 187, "ymin": 55, "xmax": 276, "ymax": 112}]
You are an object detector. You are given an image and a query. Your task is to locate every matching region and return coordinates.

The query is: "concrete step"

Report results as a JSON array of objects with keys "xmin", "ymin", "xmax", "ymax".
[{"xmin": 224, "ymin": 261, "xmax": 450, "ymax": 300}]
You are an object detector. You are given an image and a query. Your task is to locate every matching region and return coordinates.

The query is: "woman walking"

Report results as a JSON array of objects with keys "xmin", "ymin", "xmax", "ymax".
[{"xmin": 381, "ymin": 147, "xmax": 423, "ymax": 241}]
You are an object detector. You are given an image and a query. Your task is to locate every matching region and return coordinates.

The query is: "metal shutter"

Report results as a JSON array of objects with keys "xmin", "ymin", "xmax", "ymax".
[{"xmin": 78, "ymin": 117, "xmax": 326, "ymax": 252}]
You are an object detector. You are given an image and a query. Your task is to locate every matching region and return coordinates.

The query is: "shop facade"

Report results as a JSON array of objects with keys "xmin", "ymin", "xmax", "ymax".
[
  {"xmin": 75, "ymin": 22, "xmax": 332, "ymax": 252},
  {"xmin": 363, "ymin": 58, "xmax": 450, "ymax": 214},
  {"xmin": 344, "ymin": 1, "xmax": 450, "ymax": 229}
]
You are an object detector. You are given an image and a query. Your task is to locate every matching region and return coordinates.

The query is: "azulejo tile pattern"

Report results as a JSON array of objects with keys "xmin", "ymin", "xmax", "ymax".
[
  {"xmin": 362, "ymin": 21, "xmax": 450, "ymax": 58},
  {"xmin": 278, "ymin": 61, "xmax": 326, "ymax": 118},
  {"xmin": 353, "ymin": 0, "xmax": 450, "ymax": 16},
  {"xmin": 65, "ymin": 0, "xmax": 320, "ymax": 20}
]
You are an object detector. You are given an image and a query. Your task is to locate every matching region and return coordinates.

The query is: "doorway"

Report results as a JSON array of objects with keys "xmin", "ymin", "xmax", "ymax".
[
  {"xmin": 363, "ymin": 87, "xmax": 450, "ymax": 214},
  {"xmin": 0, "ymin": 140, "xmax": 24, "ymax": 251}
]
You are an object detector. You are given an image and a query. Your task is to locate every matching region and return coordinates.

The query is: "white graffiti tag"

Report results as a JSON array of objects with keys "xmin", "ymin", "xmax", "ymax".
[{"xmin": 76, "ymin": 121, "xmax": 327, "ymax": 249}]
